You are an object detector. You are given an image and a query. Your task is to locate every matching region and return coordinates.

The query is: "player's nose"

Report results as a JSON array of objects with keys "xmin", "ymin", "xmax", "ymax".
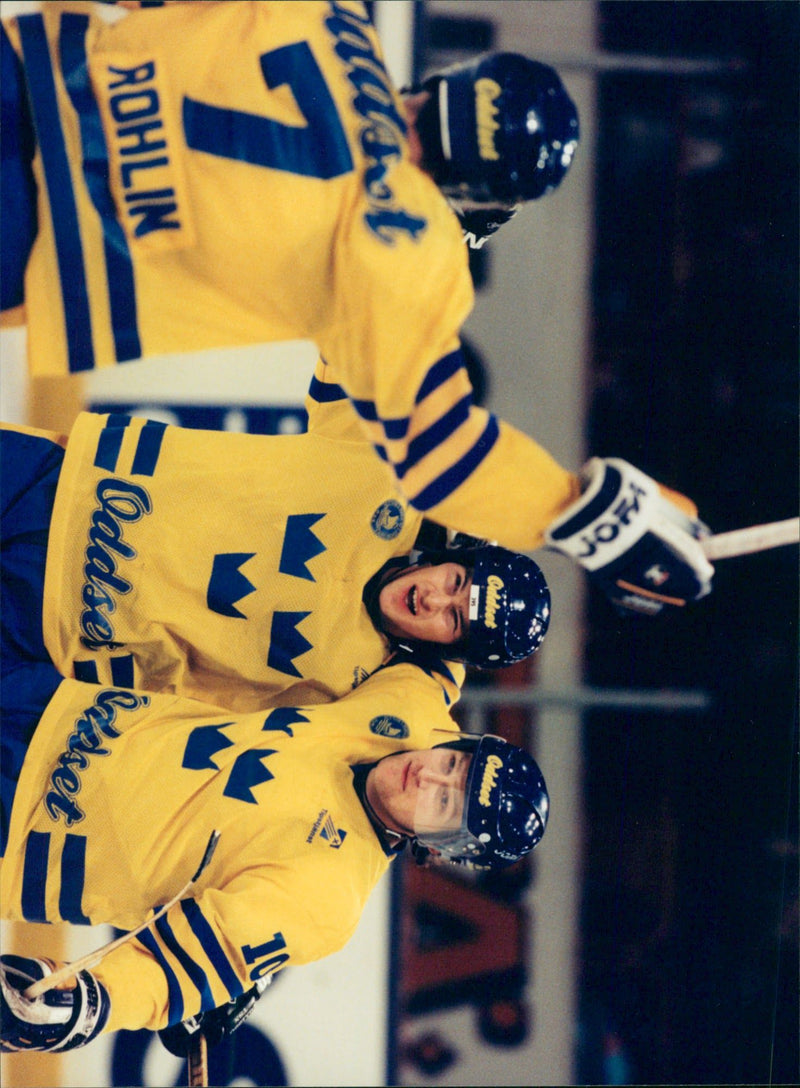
[{"xmin": 420, "ymin": 585, "xmax": 451, "ymax": 612}]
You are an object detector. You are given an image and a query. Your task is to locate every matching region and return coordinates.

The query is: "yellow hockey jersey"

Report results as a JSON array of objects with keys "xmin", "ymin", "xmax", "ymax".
[
  {"xmin": 32, "ymin": 405, "xmax": 465, "ymax": 711},
  {"xmin": 0, "ymin": 663, "xmax": 458, "ymax": 1032},
  {"xmin": 3, "ymin": 0, "xmax": 578, "ymax": 550}
]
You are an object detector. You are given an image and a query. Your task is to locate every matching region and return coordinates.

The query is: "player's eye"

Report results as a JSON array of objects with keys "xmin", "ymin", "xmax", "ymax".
[{"xmin": 439, "ymin": 787, "xmax": 450, "ymax": 812}]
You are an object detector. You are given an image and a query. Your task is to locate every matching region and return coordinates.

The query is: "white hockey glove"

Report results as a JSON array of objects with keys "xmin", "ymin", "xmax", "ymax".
[
  {"xmin": 545, "ymin": 458, "xmax": 714, "ymax": 615},
  {"xmin": 0, "ymin": 955, "xmax": 110, "ymax": 1052}
]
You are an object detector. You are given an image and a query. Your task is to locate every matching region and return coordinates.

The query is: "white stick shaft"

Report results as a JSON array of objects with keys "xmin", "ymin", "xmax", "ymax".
[
  {"xmin": 24, "ymin": 877, "xmax": 196, "ymax": 998},
  {"xmin": 702, "ymin": 517, "xmax": 800, "ymax": 560}
]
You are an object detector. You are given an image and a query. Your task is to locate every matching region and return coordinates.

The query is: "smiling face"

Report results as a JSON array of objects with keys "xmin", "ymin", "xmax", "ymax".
[
  {"xmin": 378, "ymin": 562, "xmax": 472, "ymax": 645},
  {"xmin": 365, "ymin": 746, "xmax": 473, "ymax": 840}
]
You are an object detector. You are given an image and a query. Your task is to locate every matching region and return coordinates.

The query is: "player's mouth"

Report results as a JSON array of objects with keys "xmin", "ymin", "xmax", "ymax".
[{"xmin": 407, "ymin": 585, "xmax": 418, "ymax": 616}]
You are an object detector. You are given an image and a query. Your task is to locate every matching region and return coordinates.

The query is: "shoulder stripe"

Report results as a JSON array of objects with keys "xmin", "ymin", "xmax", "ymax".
[
  {"xmin": 21, "ymin": 830, "xmax": 49, "ymax": 922},
  {"xmin": 17, "ymin": 15, "xmax": 94, "ymax": 373},
  {"xmin": 59, "ymin": 834, "xmax": 91, "ymax": 923},
  {"xmin": 181, "ymin": 897, "xmax": 243, "ymax": 1000},
  {"xmin": 110, "ymin": 653, "xmax": 135, "ymax": 687},
  {"xmin": 395, "ymin": 393, "xmax": 472, "ymax": 480},
  {"xmin": 415, "ymin": 349, "xmax": 464, "ymax": 404},
  {"xmin": 308, "ymin": 374, "xmax": 347, "ymax": 403},
  {"xmin": 74, "ymin": 659, "xmax": 100, "ymax": 683},
  {"xmin": 411, "ymin": 414, "xmax": 500, "ymax": 511},
  {"xmin": 130, "ymin": 419, "xmax": 166, "ymax": 476},
  {"xmin": 154, "ymin": 909, "xmax": 215, "ymax": 1013},
  {"xmin": 136, "ymin": 928, "xmax": 184, "ymax": 1026},
  {"xmin": 93, "ymin": 413, "xmax": 132, "ymax": 470},
  {"xmin": 353, "ymin": 396, "xmax": 410, "ymax": 440},
  {"xmin": 59, "ymin": 13, "xmax": 142, "ymax": 364}
]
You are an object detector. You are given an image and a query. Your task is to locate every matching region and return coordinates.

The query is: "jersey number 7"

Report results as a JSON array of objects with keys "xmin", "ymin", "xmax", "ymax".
[{"xmin": 183, "ymin": 41, "xmax": 354, "ymax": 180}]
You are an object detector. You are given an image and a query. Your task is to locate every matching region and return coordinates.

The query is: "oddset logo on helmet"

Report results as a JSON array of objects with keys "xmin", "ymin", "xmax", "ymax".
[
  {"xmin": 474, "ymin": 77, "xmax": 503, "ymax": 162},
  {"xmin": 477, "ymin": 753, "xmax": 502, "ymax": 807},
  {"xmin": 460, "ymin": 546, "xmax": 551, "ymax": 668}
]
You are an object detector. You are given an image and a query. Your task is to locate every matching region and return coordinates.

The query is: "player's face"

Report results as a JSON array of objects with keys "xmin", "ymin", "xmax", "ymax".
[
  {"xmin": 365, "ymin": 747, "xmax": 472, "ymax": 839},
  {"xmin": 378, "ymin": 563, "xmax": 471, "ymax": 645}
]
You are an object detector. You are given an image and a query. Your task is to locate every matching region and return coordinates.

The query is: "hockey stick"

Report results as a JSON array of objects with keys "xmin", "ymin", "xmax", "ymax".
[
  {"xmin": 24, "ymin": 830, "xmax": 221, "ymax": 1000},
  {"xmin": 187, "ymin": 1031, "xmax": 209, "ymax": 1088},
  {"xmin": 701, "ymin": 517, "xmax": 799, "ymax": 560}
]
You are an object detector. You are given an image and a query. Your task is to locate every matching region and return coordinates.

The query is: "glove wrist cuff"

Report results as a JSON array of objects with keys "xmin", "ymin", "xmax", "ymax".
[{"xmin": 545, "ymin": 458, "xmax": 658, "ymax": 570}]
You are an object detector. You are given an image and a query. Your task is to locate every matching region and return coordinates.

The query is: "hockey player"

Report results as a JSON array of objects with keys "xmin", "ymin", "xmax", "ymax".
[
  {"xmin": 0, "ymin": 1, "xmax": 714, "ymax": 616},
  {"xmin": 0, "ymin": 657, "xmax": 549, "ymax": 1050},
  {"xmin": 1, "ymin": 407, "xmax": 551, "ymax": 716}
]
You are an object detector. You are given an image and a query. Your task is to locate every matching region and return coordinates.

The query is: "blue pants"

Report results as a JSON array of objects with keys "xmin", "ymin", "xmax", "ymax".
[{"xmin": 1, "ymin": 428, "xmax": 65, "ymax": 854}]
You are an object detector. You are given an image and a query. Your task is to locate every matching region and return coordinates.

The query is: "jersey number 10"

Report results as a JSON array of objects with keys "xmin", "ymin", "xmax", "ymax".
[{"xmin": 242, "ymin": 930, "xmax": 290, "ymax": 981}]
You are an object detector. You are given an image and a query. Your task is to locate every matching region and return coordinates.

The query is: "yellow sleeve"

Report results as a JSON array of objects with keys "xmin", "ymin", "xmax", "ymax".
[{"xmin": 94, "ymin": 876, "xmax": 310, "ymax": 1032}]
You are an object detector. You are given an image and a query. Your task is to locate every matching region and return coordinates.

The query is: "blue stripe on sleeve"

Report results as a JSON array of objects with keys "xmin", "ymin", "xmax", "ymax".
[
  {"xmin": 307, "ymin": 374, "xmax": 347, "ymax": 403},
  {"xmin": 415, "ymin": 349, "xmax": 464, "ymax": 404},
  {"xmin": 93, "ymin": 413, "xmax": 132, "ymax": 470},
  {"xmin": 411, "ymin": 414, "xmax": 500, "ymax": 511},
  {"xmin": 59, "ymin": 13, "xmax": 142, "ymax": 363},
  {"xmin": 181, "ymin": 897, "xmax": 243, "ymax": 1000},
  {"xmin": 17, "ymin": 15, "xmax": 94, "ymax": 373},
  {"xmin": 21, "ymin": 831, "xmax": 50, "ymax": 922},
  {"xmin": 74, "ymin": 659, "xmax": 100, "ymax": 683},
  {"xmin": 352, "ymin": 397, "xmax": 379, "ymax": 423},
  {"xmin": 394, "ymin": 393, "xmax": 472, "ymax": 480},
  {"xmin": 59, "ymin": 834, "xmax": 91, "ymax": 923},
  {"xmin": 110, "ymin": 654, "xmax": 135, "ymax": 687},
  {"xmin": 130, "ymin": 420, "xmax": 166, "ymax": 476},
  {"xmin": 352, "ymin": 398, "xmax": 409, "ymax": 439},
  {"xmin": 382, "ymin": 416, "xmax": 410, "ymax": 441},
  {"xmin": 135, "ymin": 928, "xmax": 184, "ymax": 1025},
  {"xmin": 154, "ymin": 910, "xmax": 215, "ymax": 1013}
]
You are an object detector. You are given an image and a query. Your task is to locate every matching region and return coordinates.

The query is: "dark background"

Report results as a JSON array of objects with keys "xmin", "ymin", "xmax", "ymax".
[{"xmin": 577, "ymin": 3, "xmax": 798, "ymax": 1083}]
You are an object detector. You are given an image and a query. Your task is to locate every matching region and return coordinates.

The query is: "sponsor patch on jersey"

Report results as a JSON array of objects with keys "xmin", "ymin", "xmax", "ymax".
[
  {"xmin": 352, "ymin": 665, "xmax": 370, "ymax": 689},
  {"xmin": 45, "ymin": 689, "xmax": 150, "ymax": 826},
  {"xmin": 325, "ymin": 1, "xmax": 427, "ymax": 245},
  {"xmin": 369, "ymin": 714, "xmax": 409, "ymax": 739},
  {"xmin": 306, "ymin": 809, "xmax": 347, "ymax": 848},
  {"xmin": 370, "ymin": 499, "xmax": 404, "ymax": 540}
]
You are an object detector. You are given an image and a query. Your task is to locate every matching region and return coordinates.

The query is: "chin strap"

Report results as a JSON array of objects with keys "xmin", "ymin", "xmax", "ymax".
[{"xmin": 359, "ymin": 787, "xmax": 410, "ymax": 855}]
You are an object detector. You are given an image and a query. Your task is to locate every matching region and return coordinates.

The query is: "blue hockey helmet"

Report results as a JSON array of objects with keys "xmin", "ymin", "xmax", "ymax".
[
  {"xmin": 415, "ymin": 52, "xmax": 579, "ymax": 206},
  {"xmin": 419, "ymin": 544, "xmax": 551, "ymax": 668},
  {"xmin": 414, "ymin": 733, "xmax": 549, "ymax": 869}
]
